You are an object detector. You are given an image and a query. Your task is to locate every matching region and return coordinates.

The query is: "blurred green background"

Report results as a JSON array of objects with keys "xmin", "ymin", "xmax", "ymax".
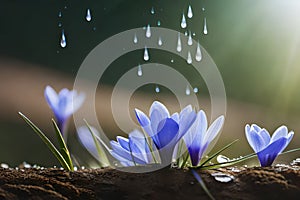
[{"xmin": 1, "ymin": 0, "xmax": 300, "ymax": 167}]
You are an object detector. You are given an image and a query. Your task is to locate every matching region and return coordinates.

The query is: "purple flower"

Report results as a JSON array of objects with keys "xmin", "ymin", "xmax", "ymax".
[
  {"xmin": 44, "ymin": 86, "xmax": 85, "ymax": 133},
  {"xmin": 110, "ymin": 130, "xmax": 152, "ymax": 166},
  {"xmin": 183, "ymin": 110, "xmax": 224, "ymax": 166},
  {"xmin": 135, "ymin": 101, "xmax": 196, "ymax": 164},
  {"xmin": 245, "ymin": 124, "xmax": 294, "ymax": 167}
]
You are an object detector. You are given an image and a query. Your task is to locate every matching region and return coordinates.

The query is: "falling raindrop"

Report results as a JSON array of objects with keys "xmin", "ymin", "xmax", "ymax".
[
  {"xmin": 157, "ymin": 20, "xmax": 161, "ymax": 26},
  {"xmin": 188, "ymin": 31, "xmax": 193, "ymax": 46},
  {"xmin": 203, "ymin": 17, "xmax": 208, "ymax": 35},
  {"xmin": 193, "ymin": 87, "xmax": 198, "ymax": 93},
  {"xmin": 137, "ymin": 64, "xmax": 143, "ymax": 76},
  {"xmin": 211, "ymin": 172, "xmax": 234, "ymax": 183},
  {"xmin": 171, "ymin": 59, "xmax": 174, "ymax": 63},
  {"xmin": 58, "ymin": 22, "xmax": 62, "ymax": 27},
  {"xmin": 185, "ymin": 85, "xmax": 191, "ymax": 95},
  {"xmin": 133, "ymin": 34, "xmax": 138, "ymax": 44},
  {"xmin": 184, "ymin": 31, "xmax": 188, "ymax": 36},
  {"xmin": 195, "ymin": 42, "xmax": 202, "ymax": 61},
  {"xmin": 202, "ymin": 7, "xmax": 205, "ymax": 11},
  {"xmin": 181, "ymin": 13, "xmax": 187, "ymax": 29},
  {"xmin": 146, "ymin": 24, "xmax": 151, "ymax": 38},
  {"xmin": 158, "ymin": 36, "xmax": 163, "ymax": 46},
  {"xmin": 93, "ymin": 27, "xmax": 97, "ymax": 31},
  {"xmin": 176, "ymin": 33, "xmax": 182, "ymax": 52},
  {"xmin": 217, "ymin": 155, "xmax": 230, "ymax": 163},
  {"xmin": 192, "ymin": 32, "xmax": 196, "ymax": 36},
  {"xmin": 60, "ymin": 30, "xmax": 67, "ymax": 48},
  {"xmin": 86, "ymin": 9, "xmax": 92, "ymax": 22},
  {"xmin": 143, "ymin": 47, "xmax": 149, "ymax": 61},
  {"xmin": 187, "ymin": 5, "xmax": 193, "ymax": 18},
  {"xmin": 155, "ymin": 85, "xmax": 160, "ymax": 93},
  {"xmin": 58, "ymin": 11, "xmax": 62, "ymax": 17},
  {"xmin": 151, "ymin": 6, "xmax": 155, "ymax": 14},
  {"xmin": 187, "ymin": 51, "xmax": 192, "ymax": 64}
]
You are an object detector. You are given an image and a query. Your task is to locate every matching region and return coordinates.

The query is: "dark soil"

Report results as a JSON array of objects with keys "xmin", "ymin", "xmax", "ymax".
[{"xmin": 0, "ymin": 162, "xmax": 300, "ymax": 200}]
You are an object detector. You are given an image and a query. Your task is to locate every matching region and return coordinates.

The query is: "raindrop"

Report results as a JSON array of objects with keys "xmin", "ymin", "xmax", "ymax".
[
  {"xmin": 187, "ymin": 51, "xmax": 192, "ymax": 64},
  {"xmin": 185, "ymin": 85, "xmax": 191, "ymax": 95},
  {"xmin": 64, "ymin": 6, "xmax": 67, "ymax": 9},
  {"xmin": 195, "ymin": 42, "xmax": 202, "ymax": 61},
  {"xmin": 176, "ymin": 33, "xmax": 182, "ymax": 52},
  {"xmin": 171, "ymin": 59, "xmax": 174, "ymax": 63},
  {"xmin": 188, "ymin": 31, "xmax": 193, "ymax": 46},
  {"xmin": 187, "ymin": 5, "xmax": 193, "ymax": 18},
  {"xmin": 93, "ymin": 27, "xmax": 97, "ymax": 31},
  {"xmin": 202, "ymin": 7, "xmax": 205, "ymax": 11},
  {"xmin": 211, "ymin": 172, "xmax": 234, "ymax": 183},
  {"xmin": 158, "ymin": 36, "xmax": 163, "ymax": 46},
  {"xmin": 151, "ymin": 6, "xmax": 155, "ymax": 14},
  {"xmin": 155, "ymin": 85, "xmax": 160, "ymax": 93},
  {"xmin": 133, "ymin": 34, "xmax": 138, "ymax": 44},
  {"xmin": 184, "ymin": 31, "xmax": 188, "ymax": 36},
  {"xmin": 86, "ymin": 9, "xmax": 92, "ymax": 22},
  {"xmin": 137, "ymin": 64, "xmax": 143, "ymax": 76},
  {"xmin": 181, "ymin": 13, "xmax": 187, "ymax": 29},
  {"xmin": 146, "ymin": 24, "xmax": 151, "ymax": 38},
  {"xmin": 143, "ymin": 47, "xmax": 149, "ymax": 61},
  {"xmin": 60, "ymin": 30, "xmax": 67, "ymax": 48},
  {"xmin": 58, "ymin": 11, "xmax": 62, "ymax": 18},
  {"xmin": 230, "ymin": 167, "xmax": 241, "ymax": 173},
  {"xmin": 157, "ymin": 20, "xmax": 161, "ymax": 26},
  {"xmin": 192, "ymin": 32, "xmax": 196, "ymax": 36},
  {"xmin": 203, "ymin": 17, "xmax": 208, "ymax": 35},
  {"xmin": 193, "ymin": 87, "xmax": 199, "ymax": 93},
  {"xmin": 217, "ymin": 155, "xmax": 230, "ymax": 163},
  {"xmin": 58, "ymin": 22, "xmax": 62, "ymax": 27},
  {"xmin": 74, "ymin": 166, "xmax": 78, "ymax": 171}
]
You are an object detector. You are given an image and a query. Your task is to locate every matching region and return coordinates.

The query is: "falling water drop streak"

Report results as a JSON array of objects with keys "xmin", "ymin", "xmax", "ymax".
[
  {"xmin": 144, "ymin": 47, "xmax": 149, "ymax": 61},
  {"xmin": 137, "ymin": 64, "xmax": 143, "ymax": 77},
  {"xmin": 203, "ymin": 17, "xmax": 208, "ymax": 35},
  {"xmin": 155, "ymin": 85, "xmax": 160, "ymax": 93},
  {"xmin": 187, "ymin": 51, "xmax": 192, "ymax": 64},
  {"xmin": 58, "ymin": 11, "xmax": 62, "ymax": 17},
  {"xmin": 176, "ymin": 33, "xmax": 182, "ymax": 52},
  {"xmin": 181, "ymin": 13, "xmax": 187, "ymax": 29},
  {"xmin": 133, "ymin": 34, "xmax": 138, "ymax": 44},
  {"xmin": 151, "ymin": 6, "xmax": 155, "ymax": 14},
  {"xmin": 195, "ymin": 42, "xmax": 202, "ymax": 61},
  {"xmin": 187, "ymin": 5, "xmax": 193, "ymax": 18},
  {"xmin": 158, "ymin": 37, "xmax": 163, "ymax": 46},
  {"xmin": 188, "ymin": 31, "xmax": 193, "ymax": 46},
  {"xmin": 185, "ymin": 85, "xmax": 191, "ymax": 95},
  {"xmin": 86, "ymin": 9, "xmax": 92, "ymax": 22},
  {"xmin": 146, "ymin": 24, "xmax": 151, "ymax": 38},
  {"xmin": 193, "ymin": 87, "xmax": 199, "ymax": 93},
  {"xmin": 60, "ymin": 30, "xmax": 67, "ymax": 48}
]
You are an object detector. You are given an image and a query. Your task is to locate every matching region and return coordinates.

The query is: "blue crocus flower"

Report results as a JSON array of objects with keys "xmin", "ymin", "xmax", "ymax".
[
  {"xmin": 245, "ymin": 124, "xmax": 294, "ymax": 167},
  {"xmin": 44, "ymin": 86, "xmax": 85, "ymax": 133},
  {"xmin": 135, "ymin": 101, "xmax": 196, "ymax": 164},
  {"xmin": 110, "ymin": 130, "xmax": 152, "ymax": 166},
  {"xmin": 183, "ymin": 110, "xmax": 224, "ymax": 166}
]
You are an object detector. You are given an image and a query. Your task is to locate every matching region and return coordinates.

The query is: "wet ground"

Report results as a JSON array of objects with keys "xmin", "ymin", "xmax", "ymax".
[{"xmin": 0, "ymin": 161, "xmax": 300, "ymax": 200}]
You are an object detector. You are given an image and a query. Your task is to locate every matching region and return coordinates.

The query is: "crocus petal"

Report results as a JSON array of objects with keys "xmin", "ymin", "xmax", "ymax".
[
  {"xmin": 77, "ymin": 126, "xmax": 98, "ymax": 160},
  {"xmin": 257, "ymin": 129, "xmax": 271, "ymax": 146},
  {"xmin": 44, "ymin": 86, "xmax": 58, "ymax": 112},
  {"xmin": 116, "ymin": 136, "xmax": 130, "ymax": 151},
  {"xmin": 135, "ymin": 109, "xmax": 150, "ymax": 127},
  {"xmin": 156, "ymin": 118, "xmax": 179, "ymax": 149},
  {"xmin": 204, "ymin": 115, "xmax": 224, "ymax": 144},
  {"xmin": 257, "ymin": 137, "xmax": 287, "ymax": 167},
  {"xmin": 109, "ymin": 150, "xmax": 134, "ymax": 166},
  {"xmin": 178, "ymin": 109, "xmax": 197, "ymax": 139},
  {"xmin": 188, "ymin": 146, "xmax": 201, "ymax": 166},
  {"xmin": 149, "ymin": 101, "xmax": 170, "ymax": 133},
  {"xmin": 245, "ymin": 124, "xmax": 266, "ymax": 152},
  {"xmin": 171, "ymin": 112, "xmax": 179, "ymax": 123},
  {"xmin": 270, "ymin": 126, "xmax": 288, "ymax": 143}
]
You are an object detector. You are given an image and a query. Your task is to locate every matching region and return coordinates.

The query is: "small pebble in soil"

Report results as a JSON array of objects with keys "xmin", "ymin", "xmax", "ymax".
[
  {"xmin": 290, "ymin": 158, "xmax": 300, "ymax": 166},
  {"xmin": 19, "ymin": 162, "xmax": 32, "ymax": 169},
  {"xmin": 0, "ymin": 163, "xmax": 9, "ymax": 169},
  {"xmin": 211, "ymin": 172, "xmax": 234, "ymax": 183}
]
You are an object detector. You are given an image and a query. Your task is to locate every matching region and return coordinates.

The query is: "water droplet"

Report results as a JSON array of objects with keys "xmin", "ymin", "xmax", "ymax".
[
  {"xmin": 1, "ymin": 163, "xmax": 9, "ymax": 169},
  {"xmin": 211, "ymin": 172, "xmax": 234, "ymax": 183},
  {"xmin": 58, "ymin": 22, "xmax": 62, "ymax": 27},
  {"xmin": 181, "ymin": 13, "xmax": 187, "ymax": 29},
  {"xmin": 230, "ymin": 167, "xmax": 241, "ymax": 173},
  {"xmin": 176, "ymin": 33, "xmax": 182, "ymax": 52},
  {"xmin": 188, "ymin": 31, "xmax": 193, "ymax": 46},
  {"xmin": 217, "ymin": 155, "xmax": 230, "ymax": 163},
  {"xmin": 86, "ymin": 9, "xmax": 92, "ymax": 22},
  {"xmin": 64, "ymin": 6, "xmax": 67, "ymax": 9},
  {"xmin": 193, "ymin": 87, "xmax": 198, "ymax": 93},
  {"xmin": 155, "ymin": 85, "xmax": 160, "ymax": 93},
  {"xmin": 81, "ymin": 166, "xmax": 86, "ymax": 170},
  {"xmin": 74, "ymin": 166, "xmax": 78, "ymax": 171},
  {"xmin": 133, "ymin": 34, "xmax": 138, "ymax": 44},
  {"xmin": 187, "ymin": 51, "xmax": 192, "ymax": 64},
  {"xmin": 157, "ymin": 20, "xmax": 161, "ymax": 26},
  {"xmin": 195, "ymin": 42, "xmax": 202, "ymax": 61},
  {"xmin": 185, "ymin": 85, "xmax": 191, "ymax": 95},
  {"xmin": 60, "ymin": 30, "xmax": 67, "ymax": 48},
  {"xmin": 93, "ymin": 27, "xmax": 97, "ymax": 31},
  {"xmin": 203, "ymin": 17, "xmax": 208, "ymax": 35},
  {"xmin": 187, "ymin": 5, "xmax": 193, "ymax": 18},
  {"xmin": 192, "ymin": 32, "xmax": 196, "ymax": 36},
  {"xmin": 146, "ymin": 24, "xmax": 151, "ymax": 38},
  {"xmin": 58, "ymin": 11, "xmax": 62, "ymax": 18},
  {"xmin": 151, "ymin": 6, "xmax": 155, "ymax": 14},
  {"xmin": 202, "ymin": 7, "xmax": 205, "ymax": 12},
  {"xmin": 137, "ymin": 64, "xmax": 143, "ymax": 76},
  {"xmin": 158, "ymin": 36, "xmax": 163, "ymax": 46},
  {"xmin": 171, "ymin": 59, "xmax": 174, "ymax": 63},
  {"xmin": 144, "ymin": 47, "xmax": 149, "ymax": 61}
]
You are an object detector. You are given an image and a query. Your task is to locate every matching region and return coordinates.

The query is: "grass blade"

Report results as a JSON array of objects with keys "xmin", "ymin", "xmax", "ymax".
[
  {"xmin": 52, "ymin": 119, "xmax": 74, "ymax": 171},
  {"xmin": 191, "ymin": 169, "xmax": 215, "ymax": 200},
  {"xmin": 18, "ymin": 112, "xmax": 71, "ymax": 170}
]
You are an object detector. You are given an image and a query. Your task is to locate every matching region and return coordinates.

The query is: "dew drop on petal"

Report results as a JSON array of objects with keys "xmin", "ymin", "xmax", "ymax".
[
  {"xmin": 143, "ymin": 47, "xmax": 149, "ymax": 61},
  {"xmin": 187, "ymin": 51, "xmax": 192, "ymax": 64},
  {"xmin": 203, "ymin": 17, "xmax": 208, "ymax": 35},
  {"xmin": 181, "ymin": 13, "xmax": 187, "ymax": 29},
  {"xmin": 137, "ymin": 64, "xmax": 143, "ymax": 77},
  {"xmin": 176, "ymin": 33, "xmax": 182, "ymax": 52},
  {"xmin": 146, "ymin": 24, "xmax": 151, "ymax": 38},
  {"xmin": 195, "ymin": 42, "xmax": 202, "ymax": 62},
  {"xmin": 185, "ymin": 85, "xmax": 191, "ymax": 95},
  {"xmin": 86, "ymin": 9, "xmax": 92, "ymax": 22},
  {"xmin": 217, "ymin": 155, "xmax": 230, "ymax": 163},
  {"xmin": 133, "ymin": 33, "xmax": 138, "ymax": 44},
  {"xmin": 155, "ymin": 85, "xmax": 160, "ymax": 93},
  {"xmin": 158, "ymin": 36, "xmax": 163, "ymax": 46},
  {"xmin": 188, "ymin": 31, "xmax": 193, "ymax": 46},
  {"xmin": 187, "ymin": 5, "xmax": 193, "ymax": 18},
  {"xmin": 60, "ymin": 30, "xmax": 67, "ymax": 48}
]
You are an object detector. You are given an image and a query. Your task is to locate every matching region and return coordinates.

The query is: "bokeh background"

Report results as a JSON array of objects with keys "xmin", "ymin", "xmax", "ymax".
[{"xmin": 1, "ymin": 0, "xmax": 300, "ymax": 167}]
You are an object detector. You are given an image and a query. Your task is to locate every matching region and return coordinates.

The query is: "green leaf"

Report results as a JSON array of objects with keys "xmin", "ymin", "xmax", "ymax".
[
  {"xmin": 18, "ymin": 112, "xmax": 71, "ymax": 171},
  {"xmin": 199, "ymin": 139, "xmax": 239, "ymax": 167},
  {"xmin": 52, "ymin": 119, "xmax": 74, "ymax": 171},
  {"xmin": 84, "ymin": 120, "xmax": 110, "ymax": 167}
]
